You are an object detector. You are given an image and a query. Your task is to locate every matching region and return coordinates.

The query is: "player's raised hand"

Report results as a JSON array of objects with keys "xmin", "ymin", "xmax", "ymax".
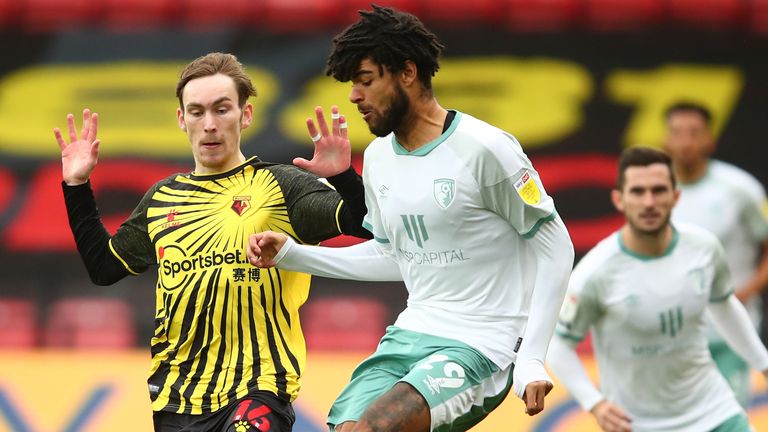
[
  {"xmin": 294, "ymin": 105, "xmax": 351, "ymax": 177},
  {"xmin": 590, "ymin": 400, "xmax": 632, "ymax": 432},
  {"xmin": 522, "ymin": 380, "xmax": 553, "ymax": 416},
  {"xmin": 247, "ymin": 231, "xmax": 289, "ymax": 268},
  {"xmin": 54, "ymin": 108, "xmax": 100, "ymax": 186}
]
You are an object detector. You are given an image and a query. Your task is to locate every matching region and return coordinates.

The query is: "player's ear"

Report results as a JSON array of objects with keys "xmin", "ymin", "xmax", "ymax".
[
  {"xmin": 401, "ymin": 60, "xmax": 418, "ymax": 87},
  {"xmin": 177, "ymin": 107, "xmax": 186, "ymax": 131},
  {"xmin": 240, "ymin": 103, "xmax": 253, "ymax": 130},
  {"xmin": 611, "ymin": 189, "xmax": 624, "ymax": 212}
]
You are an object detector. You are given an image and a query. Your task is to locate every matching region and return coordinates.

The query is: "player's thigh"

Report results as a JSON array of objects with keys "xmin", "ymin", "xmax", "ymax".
[
  {"xmin": 220, "ymin": 394, "xmax": 295, "ymax": 432},
  {"xmin": 334, "ymin": 421, "xmax": 358, "ymax": 432},
  {"xmin": 356, "ymin": 381, "xmax": 430, "ymax": 432},
  {"xmin": 328, "ymin": 360, "xmax": 406, "ymax": 430},
  {"xmin": 152, "ymin": 394, "xmax": 294, "ymax": 432},
  {"xmin": 401, "ymin": 346, "xmax": 514, "ymax": 432},
  {"xmin": 328, "ymin": 327, "xmax": 418, "ymax": 429},
  {"xmin": 153, "ymin": 410, "xmax": 195, "ymax": 432}
]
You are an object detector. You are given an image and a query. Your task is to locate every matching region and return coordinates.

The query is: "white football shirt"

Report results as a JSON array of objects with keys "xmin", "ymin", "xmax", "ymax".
[
  {"xmin": 362, "ymin": 111, "xmax": 555, "ymax": 368},
  {"xmin": 672, "ymin": 160, "xmax": 768, "ymax": 336},
  {"xmin": 556, "ymin": 224, "xmax": 742, "ymax": 432}
]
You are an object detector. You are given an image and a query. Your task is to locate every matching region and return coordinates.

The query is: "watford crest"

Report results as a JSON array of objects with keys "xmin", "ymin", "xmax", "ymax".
[{"xmin": 231, "ymin": 196, "xmax": 251, "ymax": 216}]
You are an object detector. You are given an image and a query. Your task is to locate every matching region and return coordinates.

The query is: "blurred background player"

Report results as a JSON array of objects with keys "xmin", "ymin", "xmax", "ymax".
[
  {"xmin": 247, "ymin": 5, "xmax": 574, "ymax": 432},
  {"xmin": 664, "ymin": 101, "xmax": 768, "ymax": 408},
  {"xmin": 54, "ymin": 52, "xmax": 371, "ymax": 432},
  {"xmin": 547, "ymin": 147, "xmax": 768, "ymax": 432}
]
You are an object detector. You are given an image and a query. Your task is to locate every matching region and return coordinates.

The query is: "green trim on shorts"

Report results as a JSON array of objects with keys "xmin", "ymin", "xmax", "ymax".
[
  {"xmin": 327, "ymin": 326, "xmax": 513, "ymax": 431},
  {"xmin": 432, "ymin": 368, "xmax": 515, "ymax": 432},
  {"xmin": 711, "ymin": 412, "xmax": 751, "ymax": 432}
]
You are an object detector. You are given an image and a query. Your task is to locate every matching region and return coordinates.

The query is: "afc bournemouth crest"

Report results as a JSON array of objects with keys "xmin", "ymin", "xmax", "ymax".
[
  {"xmin": 231, "ymin": 196, "xmax": 251, "ymax": 216},
  {"xmin": 433, "ymin": 178, "xmax": 456, "ymax": 209}
]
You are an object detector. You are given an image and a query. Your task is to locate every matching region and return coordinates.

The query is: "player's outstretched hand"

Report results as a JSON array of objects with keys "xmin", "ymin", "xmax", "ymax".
[
  {"xmin": 522, "ymin": 380, "xmax": 553, "ymax": 416},
  {"xmin": 247, "ymin": 231, "xmax": 289, "ymax": 268},
  {"xmin": 54, "ymin": 108, "xmax": 100, "ymax": 186},
  {"xmin": 294, "ymin": 105, "xmax": 351, "ymax": 177},
  {"xmin": 590, "ymin": 400, "xmax": 632, "ymax": 432}
]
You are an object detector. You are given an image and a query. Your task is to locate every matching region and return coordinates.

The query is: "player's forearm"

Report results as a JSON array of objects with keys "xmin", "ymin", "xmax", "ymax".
[
  {"xmin": 547, "ymin": 336, "xmax": 605, "ymax": 412},
  {"xmin": 514, "ymin": 216, "xmax": 574, "ymax": 396},
  {"xmin": 276, "ymin": 238, "xmax": 402, "ymax": 281},
  {"xmin": 62, "ymin": 181, "xmax": 129, "ymax": 285},
  {"xmin": 709, "ymin": 295, "xmax": 768, "ymax": 371},
  {"xmin": 327, "ymin": 168, "xmax": 373, "ymax": 239}
]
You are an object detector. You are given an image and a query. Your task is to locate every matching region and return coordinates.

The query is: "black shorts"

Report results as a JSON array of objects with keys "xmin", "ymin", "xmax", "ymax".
[{"xmin": 153, "ymin": 391, "xmax": 295, "ymax": 432}]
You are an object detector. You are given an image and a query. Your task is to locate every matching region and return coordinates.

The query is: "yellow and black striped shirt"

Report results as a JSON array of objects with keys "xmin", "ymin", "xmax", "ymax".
[{"xmin": 105, "ymin": 157, "xmax": 355, "ymax": 414}]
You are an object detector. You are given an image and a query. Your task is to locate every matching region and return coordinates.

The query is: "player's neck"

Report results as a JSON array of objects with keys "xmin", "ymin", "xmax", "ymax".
[
  {"xmin": 394, "ymin": 99, "xmax": 447, "ymax": 152},
  {"xmin": 621, "ymin": 224, "xmax": 675, "ymax": 257},
  {"xmin": 193, "ymin": 152, "xmax": 247, "ymax": 175},
  {"xmin": 674, "ymin": 159, "xmax": 709, "ymax": 184}
]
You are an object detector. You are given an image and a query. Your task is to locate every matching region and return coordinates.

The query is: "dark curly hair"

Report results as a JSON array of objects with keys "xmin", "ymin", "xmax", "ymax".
[{"xmin": 326, "ymin": 4, "xmax": 445, "ymax": 91}]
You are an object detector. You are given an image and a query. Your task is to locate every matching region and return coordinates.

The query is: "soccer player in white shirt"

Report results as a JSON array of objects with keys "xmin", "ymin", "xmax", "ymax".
[
  {"xmin": 547, "ymin": 147, "xmax": 768, "ymax": 432},
  {"xmin": 246, "ymin": 5, "xmax": 574, "ymax": 432},
  {"xmin": 665, "ymin": 101, "xmax": 768, "ymax": 407}
]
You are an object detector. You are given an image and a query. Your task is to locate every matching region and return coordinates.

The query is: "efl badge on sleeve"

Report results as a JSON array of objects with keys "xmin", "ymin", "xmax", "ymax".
[
  {"xmin": 559, "ymin": 294, "xmax": 579, "ymax": 328},
  {"xmin": 514, "ymin": 170, "xmax": 540, "ymax": 205},
  {"xmin": 433, "ymin": 178, "xmax": 456, "ymax": 209},
  {"xmin": 762, "ymin": 200, "xmax": 768, "ymax": 221}
]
